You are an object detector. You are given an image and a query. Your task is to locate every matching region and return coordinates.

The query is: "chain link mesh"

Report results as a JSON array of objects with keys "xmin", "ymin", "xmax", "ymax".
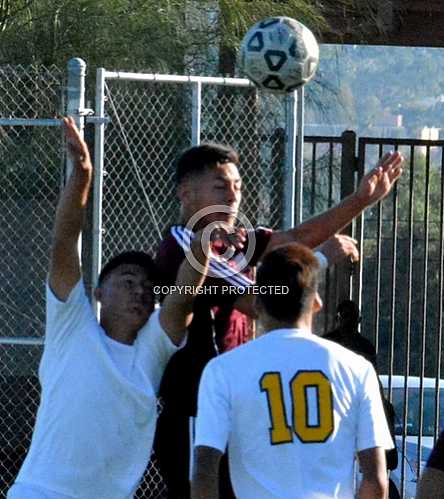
[
  {"xmin": 0, "ymin": 65, "xmax": 65, "ymax": 497},
  {"xmin": 199, "ymin": 86, "xmax": 286, "ymax": 228},
  {"xmin": 0, "ymin": 345, "xmax": 41, "ymax": 493},
  {"xmin": 101, "ymin": 80, "xmax": 288, "ymax": 266},
  {"xmin": 101, "ymin": 80, "xmax": 192, "ymax": 266}
]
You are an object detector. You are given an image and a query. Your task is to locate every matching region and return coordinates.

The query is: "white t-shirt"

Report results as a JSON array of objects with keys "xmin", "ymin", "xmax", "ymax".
[
  {"xmin": 195, "ymin": 328, "xmax": 393, "ymax": 499},
  {"xmin": 8, "ymin": 279, "xmax": 182, "ymax": 499}
]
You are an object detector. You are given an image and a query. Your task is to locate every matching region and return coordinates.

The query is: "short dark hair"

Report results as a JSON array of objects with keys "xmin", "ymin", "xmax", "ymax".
[
  {"xmin": 175, "ymin": 143, "xmax": 239, "ymax": 185},
  {"xmin": 256, "ymin": 243, "xmax": 320, "ymax": 323},
  {"xmin": 97, "ymin": 251, "xmax": 158, "ymax": 286}
]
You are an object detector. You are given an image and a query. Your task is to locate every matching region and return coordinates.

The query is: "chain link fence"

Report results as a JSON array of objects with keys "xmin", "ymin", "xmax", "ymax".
[
  {"xmin": 100, "ymin": 79, "xmax": 192, "ymax": 263},
  {"xmin": 0, "ymin": 64, "xmax": 65, "ymax": 496}
]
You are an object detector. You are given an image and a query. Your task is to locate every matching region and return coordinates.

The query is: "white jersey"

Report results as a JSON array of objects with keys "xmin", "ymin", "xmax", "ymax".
[
  {"xmin": 8, "ymin": 279, "xmax": 182, "ymax": 499},
  {"xmin": 195, "ymin": 328, "xmax": 393, "ymax": 499}
]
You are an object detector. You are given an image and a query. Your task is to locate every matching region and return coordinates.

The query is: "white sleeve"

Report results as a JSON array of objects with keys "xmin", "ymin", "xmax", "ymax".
[
  {"xmin": 356, "ymin": 364, "xmax": 394, "ymax": 452},
  {"xmin": 194, "ymin": 359, "xmax": 231, "ymax": 453},
  {"xmin": 45, "ymin": 278, "xmax": 95, "ymax": 352},
  {"xmin": 137, "ymin": 308, "xmax": 186, "ymax": 393}
]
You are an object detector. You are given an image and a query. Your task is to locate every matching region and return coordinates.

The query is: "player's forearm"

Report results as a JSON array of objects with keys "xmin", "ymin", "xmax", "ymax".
[
  {"xmin": 49, "ymin": 167, "xmax": 92, "ymax": 300},
  {"xmin": 176, "ymin": 255, "xmax": 208, "ymax": 293},
  {"xmin": 191, "ymin": 446, "xmax": 222, "ymax": 499},
  {"xmin": 160, "ymin": 246, "xmax": 209, "ymax": 344},
  {"xmin": 357, "ymin": 476, "xmax": 388, "ymax": 499},
  {"xmin": 52, "ymin": 167, "xmax": 92, "ymax": 247},
  {"xmin": 170, "ymin": 241, "xmax": 209, "ymax": 305},
  {"xmin": 283, "ymin": 193, "xmax": 366, "ymax": 249}
]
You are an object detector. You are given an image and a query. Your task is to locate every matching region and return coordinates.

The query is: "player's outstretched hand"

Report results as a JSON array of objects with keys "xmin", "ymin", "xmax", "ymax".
[
  {"xmin": 316, "ymin": 234, "xmax": 359, "ymax": 266},
  {"xmin": 356, "ymin": 151, "xmax": 403, "ymax": 207},
  {"xmin": 62, "ymin": 116, "xmax": 92, "ymax": 173},
  {"xmin": 189, "ymin": 225, "xmax": 246, "ymax": 267},
  {"xmin": 210, "ymin": 225, "xmax": 246, "ymax": 252}
]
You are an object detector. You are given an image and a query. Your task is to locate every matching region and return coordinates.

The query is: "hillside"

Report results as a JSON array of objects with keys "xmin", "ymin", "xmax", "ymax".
[{"xmin": 306, "ymin": 44, "xmax": 444, "ymax": 138}]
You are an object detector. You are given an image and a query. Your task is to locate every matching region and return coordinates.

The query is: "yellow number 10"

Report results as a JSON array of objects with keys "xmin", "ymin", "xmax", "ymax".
[{"xmin": 260, "ymin": 370, "xmax": 334, "ymax": 444}]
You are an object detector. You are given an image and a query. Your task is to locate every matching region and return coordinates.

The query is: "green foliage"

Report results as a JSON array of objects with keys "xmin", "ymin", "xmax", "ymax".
[
  {"xmin": 0, "ymin": 0, "xmax": 191, "ymax": 70},
  {"xmin": 0, "ymin": 0, "xmax": 363, "ymax": 74}
]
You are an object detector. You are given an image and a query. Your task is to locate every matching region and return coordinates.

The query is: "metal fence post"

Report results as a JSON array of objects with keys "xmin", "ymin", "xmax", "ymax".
[
  {"xmin": 283, "ymin": 91, "xmax": 297, "ymax": 230},
  {"xmin": 283, "ymin": 88, "xmax": 305, "ymax": 229},
  {"xmin": 191, "ymin": 81, "xmax": 202, "ymax": 146},
  {"xmin": 66, "ymin": 58, "xmax": 86, "ymax": 173},
  {"xmin": 355, "ymin": 138, "xmax": 366, "ymax": 312},
  {"xmin": 335, "ymin": 130, "xmax": 357, "ymax": 303},
  {"xmin": 91, "ymin": 68, "xmax": 106, "ymax": 312},
  {"xmin": 295, "ymin": 87, "xmax": 305, "ymax": 225}
]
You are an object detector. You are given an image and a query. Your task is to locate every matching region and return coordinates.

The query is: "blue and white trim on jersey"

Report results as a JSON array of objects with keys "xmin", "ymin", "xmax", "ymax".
[{"xmin": 170, "ymin": 225, "xmax": 254, "ymax": 291}]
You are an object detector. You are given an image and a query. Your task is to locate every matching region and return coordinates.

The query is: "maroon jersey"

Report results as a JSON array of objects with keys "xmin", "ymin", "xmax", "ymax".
[{"xmin": 155, "ymin": 226, "xmax": 272, "ymax": 354}]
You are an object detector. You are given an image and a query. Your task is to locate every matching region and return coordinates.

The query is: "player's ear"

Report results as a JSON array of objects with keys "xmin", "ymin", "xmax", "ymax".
[
  {"xmin": 177, "ymin": 179, "xmax": 195, "ymax": 205},
  {"xmin": 312, "ymin": 292, "xmax": 322, "ymax": 314}
]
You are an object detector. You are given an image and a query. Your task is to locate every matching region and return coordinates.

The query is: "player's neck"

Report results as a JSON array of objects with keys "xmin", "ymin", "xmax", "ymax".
[
  {"xmin": 100, "ymin": 317, "xmax": 138, "ymax": 345},
  {"xmin": 260, "ymin": 314, "xmax": 313, "ymax": 334}
]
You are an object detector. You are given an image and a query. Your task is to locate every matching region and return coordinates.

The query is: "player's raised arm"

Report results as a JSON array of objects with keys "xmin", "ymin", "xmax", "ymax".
[
  {"xmin": 160, "ymin": 226, "xmax": 245, "ymax": 345},
  {"xmin": 265, "ymin": 151, "xmax": 404, "ymax": 252},
  {"xmin": 48, "ymin": 117, "xmax": 92, "ymax": 301},
  {"xmin": 159, "ymin": 231, "xmax": 210, "ymax": 345}
]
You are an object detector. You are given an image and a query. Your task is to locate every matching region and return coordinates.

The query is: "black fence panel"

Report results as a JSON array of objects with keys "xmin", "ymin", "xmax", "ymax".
[{"xmin": 355, "ymin": 137, "xmax": 444, "ymax": 499}]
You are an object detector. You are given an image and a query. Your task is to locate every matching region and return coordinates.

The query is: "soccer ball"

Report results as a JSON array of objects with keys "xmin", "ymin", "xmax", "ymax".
[{"xmin": 240, "ymin": 17, "xmax": 319, "ymax": 93}]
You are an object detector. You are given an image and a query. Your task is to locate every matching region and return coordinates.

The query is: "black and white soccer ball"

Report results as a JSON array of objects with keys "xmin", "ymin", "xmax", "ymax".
[{"xmin": 240, "ymin": 17, "xmax": 319, "ymax": 93}]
